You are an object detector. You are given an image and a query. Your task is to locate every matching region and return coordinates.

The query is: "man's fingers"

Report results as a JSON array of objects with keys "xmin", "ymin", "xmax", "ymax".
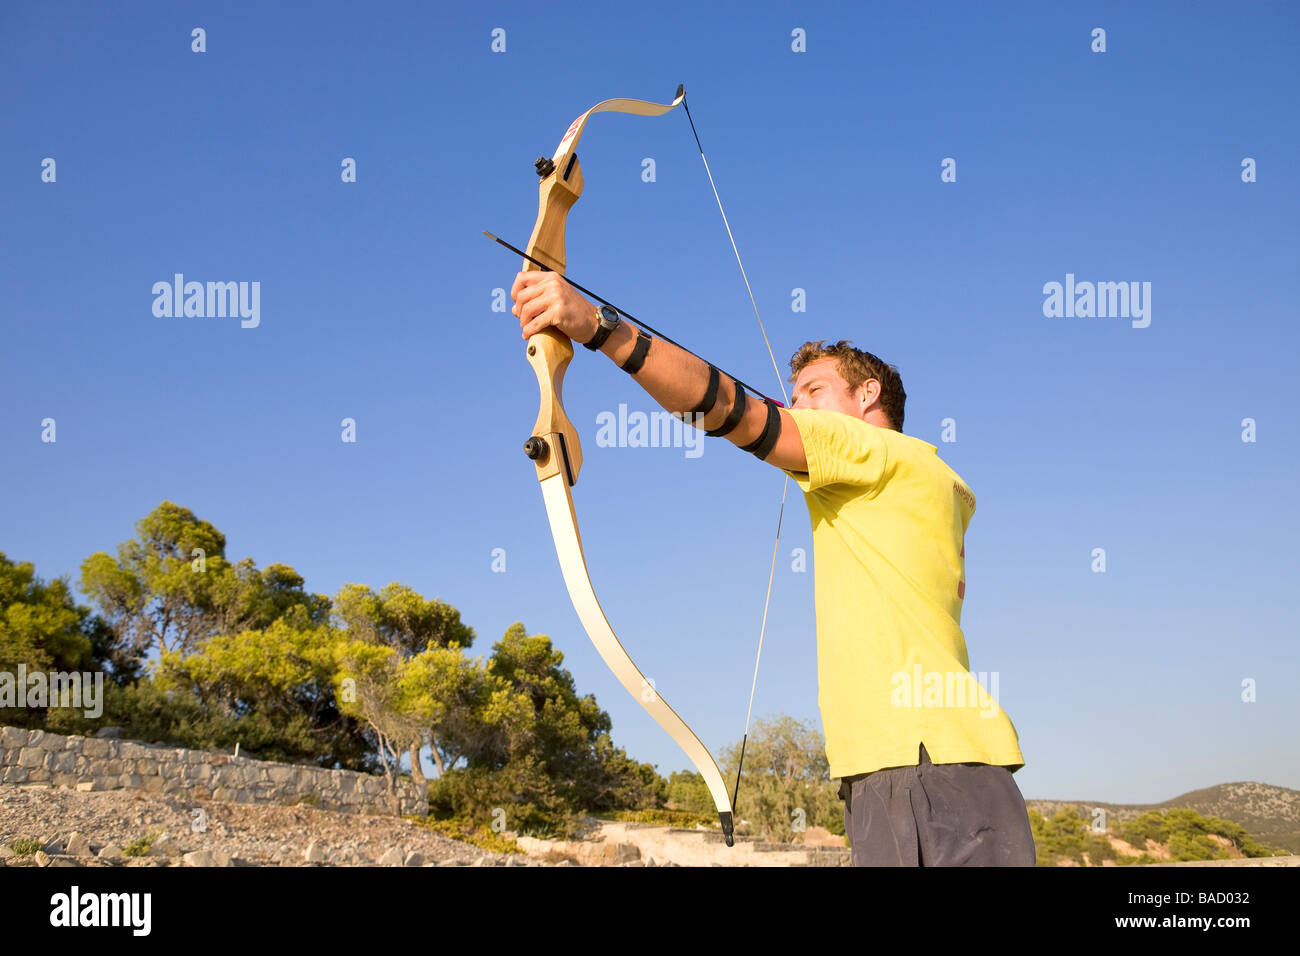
[
  {"xmin": 515, "ymin": 288, "xmax": 558, "ymax": 338},
  {"xmin": 511, "ymin": 270, "xmax": 553, "ymax": 293},
  {"xmin": 517, "ymin": 287, "xmax": 549, "ymax": 322},
  {"xmin": 510, "ymin": 271, "xmax": 558, "ymax": 313},
  {"xmin": 521, "ymin": 305, "xmax": 560, "ymax": 339},
  {"xmin": 509, "ymin": 271, "xmax": 577, "ymax": 341},
  {"xmin": 510, "ymin": 274, "xmax": 547, "ymax": 317}
]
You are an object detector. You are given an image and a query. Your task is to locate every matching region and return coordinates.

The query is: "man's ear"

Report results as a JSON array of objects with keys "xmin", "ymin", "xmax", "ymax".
[{"xmin": 859, "ymin": 379, "xmax": 880, "ymax": 416}]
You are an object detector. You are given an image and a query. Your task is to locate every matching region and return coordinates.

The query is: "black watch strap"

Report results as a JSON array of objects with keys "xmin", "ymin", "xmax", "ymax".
[
  {"xmin": 584, "ymin": 322, "xmax": 615, "ymax": 351},
  {"xmin": 584, "ymin": 307, "xmax": 619, "ymax": 351}
]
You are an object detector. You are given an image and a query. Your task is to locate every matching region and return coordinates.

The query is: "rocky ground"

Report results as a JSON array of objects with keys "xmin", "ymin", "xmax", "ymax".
[
  {"xmin": 0, "ymin": 784, "xmax": 542, "ymax": 867},
  {"xmin": 19, "ymin": 782, "xmax": 1288, "ymax": 869}
]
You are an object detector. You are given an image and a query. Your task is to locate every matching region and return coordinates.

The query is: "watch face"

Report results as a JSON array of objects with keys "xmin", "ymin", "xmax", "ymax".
[{"xmin": 599, "ymin": 306, "xmax": 619, "ymax": 323}]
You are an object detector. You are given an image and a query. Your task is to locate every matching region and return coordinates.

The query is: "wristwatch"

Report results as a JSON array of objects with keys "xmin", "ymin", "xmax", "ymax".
[{"xmin": 584, "ymin": 305, "xmax": 621, "ymax": 351}]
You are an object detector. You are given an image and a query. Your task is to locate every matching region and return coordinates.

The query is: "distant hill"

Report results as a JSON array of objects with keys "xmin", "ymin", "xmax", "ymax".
[{"xmin": 1028, "ymin": 781, "xmax": 1300, "ymax": 855}]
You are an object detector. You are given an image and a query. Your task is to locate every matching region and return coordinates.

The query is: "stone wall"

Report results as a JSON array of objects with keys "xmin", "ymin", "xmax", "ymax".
[{"xmin": 0, "ymin": 726, "xmax": 424, "ymax": 817}]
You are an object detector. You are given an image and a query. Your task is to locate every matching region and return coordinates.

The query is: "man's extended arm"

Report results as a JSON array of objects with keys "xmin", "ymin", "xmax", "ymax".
[
  {"xmin": 509, "ymin": 269, "xmax": 807, "ymax": 473},
  {"xmin": 594, "ymin": 316, "xmax": 808, "ymax": 474}
]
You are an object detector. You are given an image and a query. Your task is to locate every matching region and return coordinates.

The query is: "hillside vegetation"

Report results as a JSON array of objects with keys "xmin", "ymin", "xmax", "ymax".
[{"xmin": 1028, "ymin": 804, "xmax": 1290, "ymax": 866}]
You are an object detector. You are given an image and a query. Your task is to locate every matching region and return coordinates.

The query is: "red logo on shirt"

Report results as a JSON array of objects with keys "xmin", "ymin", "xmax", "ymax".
[{"xmin": 953, "ymin": 481, "xmax": 975, "ymax": 511}]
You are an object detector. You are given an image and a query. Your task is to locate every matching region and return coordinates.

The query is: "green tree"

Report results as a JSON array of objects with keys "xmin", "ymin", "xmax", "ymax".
[
  {"xmin": 150, "ymin": 618, "xmax": 372, "ymax": 768},
  {"xmin": 332, "ymin": 582, "xmax": 474, "ymax": 655},
  {"xmin": 0, "ymin": 551, "xmax": 120, "ymax": 729},
  {"xmin": 0, "ymin": 551, "xmax": 98, "ymax": 676},
  {"xmin": 1030, "ymin": 806, "xmax": 1090, "ymax": 866},
  {"xmin": 330, "ymin": 582, "xmax": 475, "ymax": 781},
  {"xmin": 718, "ymin": 715, "xmax": 843, "ymax": 842},
  {"xmin": 79, "ymin": 501, "xmax": 327, "ymax": 664},
  {"xmin": 333, "ymin": 640, "xmax": 475, "ymax": 791},
  {"xmin": 667, "ymin": 769, "xmax": 713, "ymax": 815},
  {"xmin": 427, "ymin": 623, "xmax": 664, "ymax": 837}
]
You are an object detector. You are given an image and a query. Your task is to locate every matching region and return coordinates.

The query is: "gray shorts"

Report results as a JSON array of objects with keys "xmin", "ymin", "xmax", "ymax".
[{"xmin": 837, "ymin": 743, "xmax": 1037, "ymax": 866}]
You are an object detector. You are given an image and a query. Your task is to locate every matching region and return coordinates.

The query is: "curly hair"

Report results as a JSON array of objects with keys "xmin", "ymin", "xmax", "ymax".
[{"xmin": 789, "ymin": 340, "xmax": 906, "ymax": 432}]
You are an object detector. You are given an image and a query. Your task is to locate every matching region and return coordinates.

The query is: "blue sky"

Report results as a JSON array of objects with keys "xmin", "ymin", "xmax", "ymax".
[{"xmin": 2, "ymin": 1, "xmax": 1296, "ymax": 805}]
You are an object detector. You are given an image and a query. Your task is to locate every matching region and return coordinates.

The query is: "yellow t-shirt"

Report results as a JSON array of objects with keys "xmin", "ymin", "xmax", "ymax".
[{"xmin": 782, "ymin": 408, "xmax": 1025, "ymax": 778}]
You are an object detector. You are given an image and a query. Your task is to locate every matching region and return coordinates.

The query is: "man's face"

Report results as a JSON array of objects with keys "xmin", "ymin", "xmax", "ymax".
[{"xmin": 791, "ymin": 357, "xmax": 878, "ymax": 419}]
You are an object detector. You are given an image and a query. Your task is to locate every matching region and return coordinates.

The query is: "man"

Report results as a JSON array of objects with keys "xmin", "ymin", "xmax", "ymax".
[{"xmin": 510, "ymin": 269, "xmax": 1036, "ymax": 867}]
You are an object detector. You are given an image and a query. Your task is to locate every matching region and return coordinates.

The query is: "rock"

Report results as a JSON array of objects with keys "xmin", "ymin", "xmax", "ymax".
[
  {"xmin": 46, "ymin": 750, "xmax": 77, "ymax": 772},
  {"xmin": 514, "ymin": 836, "xmax": 547, "ymax": 854},
  {"xmin": 182, "ymin": 849, "xmax": 232, "ymax": 867},
  {"xmin": 98, "ymin": 845, "xmax": 123, "ymax": 859},
  {"xmin": 75, "ymin": 781, "xmax": 97, "ymax": 792},
  {"xmin": 94, "ymin": 727, "xmax": 123, "ymax": 739},
  {"xmin": 377, "ymin": 847, "xmax": 404, "ymax": 867},
  {"xmin": 0, "ymin": 846, "xmax": 15, "ymax": 860},
  {"xmin": 402, "ymin": 851, "xmax": 425, "ymax": 867},
  {"xmin": 304, "ymin": 842, "xmax": 326, "ymax": 863},
  {"xmin": 64, "ymin": 832, "xmax": 92, "ymax": 856},
  {"xmin": 147, "ymin": 832, "xmax": 180, "ymax": 857},
  {"xmin": 16, "ymin": 749, "xmax": 44, "ymax": 769},
  {"xmin": 35, "ymin": 850, "xmax": 52, "ymax": 867},
  {"xmin": 802, "ymin": 825, "xmax": 847, "ymax": 848}
]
